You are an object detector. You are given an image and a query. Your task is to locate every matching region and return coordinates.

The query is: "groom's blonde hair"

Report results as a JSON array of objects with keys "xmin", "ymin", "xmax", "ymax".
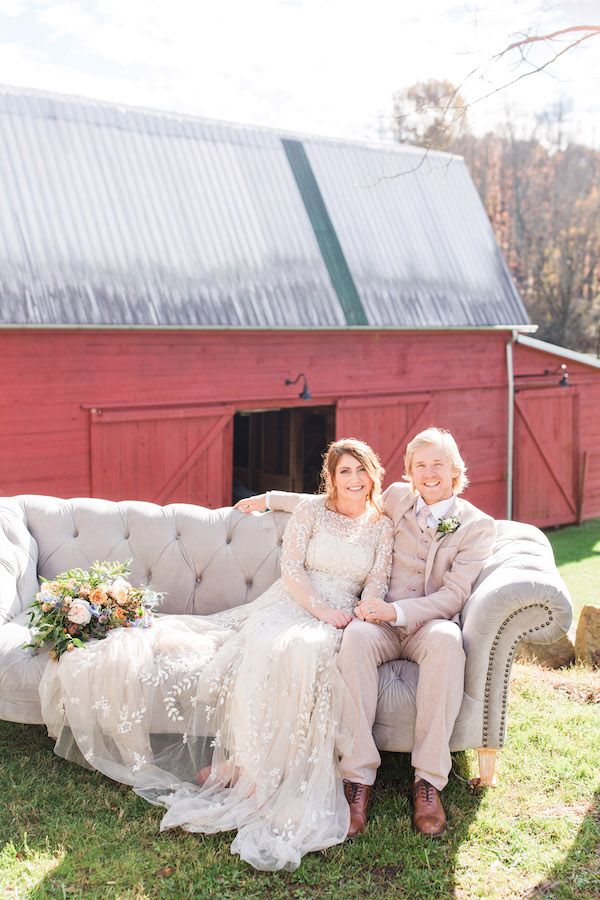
[
  {"xmin": 403, "ymin": 427, "xmax": 469, "ymax": 494},
  {"xmin": 320, "ymin": 438, "xmax": 385, "ymax": 515}
]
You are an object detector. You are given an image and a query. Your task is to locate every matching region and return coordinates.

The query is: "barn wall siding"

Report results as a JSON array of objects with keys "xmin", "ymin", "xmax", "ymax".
[
  {"xmin": 3, "ymin": 329, "xmax": 597, "ymax": 524},
  {"xmin": 1, "ymin": 328, "xmax": 511, "ymax": 516},
  {"xmin": 513, "ymin": 343, "xmax": 600, "ymax": 524}
]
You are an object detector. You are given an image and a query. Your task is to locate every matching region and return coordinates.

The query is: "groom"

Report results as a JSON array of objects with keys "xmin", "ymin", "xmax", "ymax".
[{"xmin": 236, "ymin": 427, "xmax": 496, "ymax": 838}]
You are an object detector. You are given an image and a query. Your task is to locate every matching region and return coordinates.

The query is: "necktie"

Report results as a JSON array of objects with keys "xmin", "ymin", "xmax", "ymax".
[{"xmin": 417, "ymin": 504, "xmax": 432, "ymax": 532}]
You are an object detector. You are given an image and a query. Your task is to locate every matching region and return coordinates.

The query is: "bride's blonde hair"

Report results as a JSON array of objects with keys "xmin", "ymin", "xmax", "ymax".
[{"xmin": 319, "ymin": 438, "xmax": 385, "ymax": 515}]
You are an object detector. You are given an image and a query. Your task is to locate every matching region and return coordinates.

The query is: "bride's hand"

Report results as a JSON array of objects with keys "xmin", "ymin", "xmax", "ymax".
[
  {"xmin": 317, "ymin": 607, "xmax": 354, "ymax": 629},
  {"xmin": 234, "ymin": 494, "xmax": 267, "ymax": 513}
]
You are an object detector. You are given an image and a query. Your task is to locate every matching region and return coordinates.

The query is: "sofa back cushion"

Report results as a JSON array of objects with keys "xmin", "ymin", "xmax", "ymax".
[{"xmin": 14, "ymin": 496, "xmax": 290, "ymax": 616}]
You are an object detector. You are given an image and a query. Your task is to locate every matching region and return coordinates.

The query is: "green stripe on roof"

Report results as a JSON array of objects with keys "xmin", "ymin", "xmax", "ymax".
[{"xmin": 282, "ymin": 138, "xmax": 368, "ymax": 327}]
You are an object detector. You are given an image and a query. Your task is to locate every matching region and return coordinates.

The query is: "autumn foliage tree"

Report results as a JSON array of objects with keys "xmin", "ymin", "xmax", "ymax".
[{"xmin": 392, "ymin": 80, "xmax": 600, "ymax": 355}]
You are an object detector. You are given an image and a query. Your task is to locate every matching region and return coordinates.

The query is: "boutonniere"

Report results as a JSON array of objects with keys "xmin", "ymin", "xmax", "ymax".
[{"xmin": 437, "ymin": 515, "xmax": 460, "ymax": 535}]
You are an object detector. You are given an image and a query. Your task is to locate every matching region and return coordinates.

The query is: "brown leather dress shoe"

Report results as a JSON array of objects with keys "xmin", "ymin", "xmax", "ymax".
[
  {"xmin": 344, "ymin": 780, "xmax": 372, "ymax": 838},
  {"xmin": 412, "ymin": 779, "xmax": 447, "ymax": 837}
]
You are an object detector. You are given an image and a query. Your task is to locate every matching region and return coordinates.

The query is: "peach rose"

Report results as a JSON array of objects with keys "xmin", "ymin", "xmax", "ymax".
[
  {"xmin": 90, "ymin": 587, "xmax": 108, "ymax": 606},
  {"xmin": 108, "ymin": 578, "xmax": 132, "ymax": 598}
]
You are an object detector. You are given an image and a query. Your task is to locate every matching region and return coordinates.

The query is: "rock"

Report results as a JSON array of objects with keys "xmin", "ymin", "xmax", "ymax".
[
  {"xmin": 575, "ymin": 605, "xmax": 600, "ymax": 668},
  {"xmin": 515, "ymin": 634, "xmax": 575, "ymax": 668}
]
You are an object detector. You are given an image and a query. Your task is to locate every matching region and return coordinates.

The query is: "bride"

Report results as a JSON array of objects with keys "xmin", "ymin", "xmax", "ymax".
[{"xmin": 39, "ymin": 438, "xmax": 393, "ymax": 871}]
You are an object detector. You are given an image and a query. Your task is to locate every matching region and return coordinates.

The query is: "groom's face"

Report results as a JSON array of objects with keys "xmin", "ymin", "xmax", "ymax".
[{"xmin": 410, "ymin": 444, "xmax": 456, "ymax": 505}]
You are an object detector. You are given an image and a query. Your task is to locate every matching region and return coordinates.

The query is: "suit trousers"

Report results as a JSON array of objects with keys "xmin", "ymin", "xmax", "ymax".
[{"xmin": 336, "ymin": 618, "xmax": 466, "ymax": 791}]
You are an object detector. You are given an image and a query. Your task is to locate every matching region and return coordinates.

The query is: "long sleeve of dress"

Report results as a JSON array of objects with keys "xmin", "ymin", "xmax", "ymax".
[
  {"xmin": 360, "ymin": 515, "xmax": 394, "ymax": 604},
  {"xmin": 280, "ymin": 498, "xmax": 324, "ymax": 615},
  {"xmin": 268, "ymin": 491, "xmax": 313, "ymax": 514}
]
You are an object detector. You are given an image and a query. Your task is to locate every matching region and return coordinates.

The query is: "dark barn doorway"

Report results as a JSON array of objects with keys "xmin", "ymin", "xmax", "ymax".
[{"xmin": 233, "ymin": 406, "xmax": 335, "ymax": 502}]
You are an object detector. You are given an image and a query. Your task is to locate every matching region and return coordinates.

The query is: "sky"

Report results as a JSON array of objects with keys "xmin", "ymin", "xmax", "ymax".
[{"xmin": 0, "ymin": 0, "xmax": 598, "ymax": 147}]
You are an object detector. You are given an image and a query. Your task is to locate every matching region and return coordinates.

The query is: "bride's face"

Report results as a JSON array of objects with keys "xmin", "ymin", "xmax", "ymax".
[{"xmin": 334, "ymin": 453, "xmax": 373, "ymax": 504}]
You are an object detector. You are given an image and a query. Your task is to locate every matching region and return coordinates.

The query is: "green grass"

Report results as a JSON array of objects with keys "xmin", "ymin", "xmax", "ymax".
[
  {"xmin": 544, "ymin": 517, "xmax": 600, "ymax": 623},
  {"xmin": 1, "ymin": 663, "xmax": 598, "ymax": 899}
]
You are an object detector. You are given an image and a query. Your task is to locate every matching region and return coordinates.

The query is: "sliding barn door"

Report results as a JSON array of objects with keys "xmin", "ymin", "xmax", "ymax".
[
  {"xmin": 513, "ymin": 388, "xmax": 579, "ymax": 527},
  {"xmin": 90, "ymin": 404, "xmax": 234, "ymax": 508}
]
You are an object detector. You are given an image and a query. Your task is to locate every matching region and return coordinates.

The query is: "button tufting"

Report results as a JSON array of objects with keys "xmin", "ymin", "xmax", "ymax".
[
  {"xmin": 73, "ymin": 530, "xmax": 79, "ymax": 538},
  {"xmin": 124, "ymin": 533, "xmax": 130, "ymax": 540},
  {"xmin": 196, "ymin": 575, "xmax": 202, "ymax": 584},
  {"xmin": 246, "ymin": 579, "xmax": 253, "ymax": 587},
  {"xmin": 226, "ymin": 537, "xmax": 232, "ymax": 544}
]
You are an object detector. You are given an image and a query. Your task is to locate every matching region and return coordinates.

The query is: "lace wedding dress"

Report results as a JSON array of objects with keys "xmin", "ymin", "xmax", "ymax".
[{"xmin": 39, "ymin": 496, "xmax": 393, "ymax": 871}]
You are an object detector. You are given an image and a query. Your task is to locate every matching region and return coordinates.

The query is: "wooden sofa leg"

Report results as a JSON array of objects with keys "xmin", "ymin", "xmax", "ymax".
[{"xmin": 477, "ymin": 748, "xmax": 498, "ymax": 786}]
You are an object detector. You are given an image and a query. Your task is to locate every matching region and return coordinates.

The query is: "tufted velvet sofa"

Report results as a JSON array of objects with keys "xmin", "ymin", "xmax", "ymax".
[{"xmin": 0, "ymin": 495, "xmax": 572, "ymax": 784}]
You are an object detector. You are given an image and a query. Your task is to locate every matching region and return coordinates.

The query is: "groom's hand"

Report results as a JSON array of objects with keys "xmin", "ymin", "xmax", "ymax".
[
  {"xmin": 234, "ymin": 494, "xmax": 267, "ymax": 513},
  {"xmin": 355, "ymin": 598, "xmax": 396, "ymax": 625}
]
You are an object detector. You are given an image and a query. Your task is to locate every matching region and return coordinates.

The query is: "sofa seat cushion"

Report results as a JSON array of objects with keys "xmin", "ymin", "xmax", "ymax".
[
  {"xmin": 0, "ymin": 610, "xmax": 47, "ymax": 723},
  {"xmin": 373, "ymin": 658, "xmax": 484, "ymax": 753}
]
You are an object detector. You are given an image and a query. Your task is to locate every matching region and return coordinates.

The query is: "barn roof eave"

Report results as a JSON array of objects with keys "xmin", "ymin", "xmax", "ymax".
[
  {"xmin": 0, "ymin": 322, "xmax": 539, "ymax": 333},
  {"xmin": 516, "ymin": 334, "xmax": 600, "ymax": 370}
]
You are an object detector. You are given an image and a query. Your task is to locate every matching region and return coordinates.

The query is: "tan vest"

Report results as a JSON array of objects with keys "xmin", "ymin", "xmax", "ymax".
[{"xmin": 388, "ymin": 507, "xmax": 435, "ymax": 601}]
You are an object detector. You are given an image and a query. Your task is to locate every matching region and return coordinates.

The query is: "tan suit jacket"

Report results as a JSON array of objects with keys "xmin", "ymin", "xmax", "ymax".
[
  {"xmin": 270, "ymin": 483, "xmax": 496, "ymax": 636},
  {"xmin": 382, "ymin": 482, "xmax": 496, "ymax": 634}
]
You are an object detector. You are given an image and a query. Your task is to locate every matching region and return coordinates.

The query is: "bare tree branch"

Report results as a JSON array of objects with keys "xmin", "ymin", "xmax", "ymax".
[
  {"xmin": 501, "ymin": 25, "xmax": 600, "ymax": 54},
  {"xmin": 458, "ymin": 25, "xmax": 600, "ymax": 111}
]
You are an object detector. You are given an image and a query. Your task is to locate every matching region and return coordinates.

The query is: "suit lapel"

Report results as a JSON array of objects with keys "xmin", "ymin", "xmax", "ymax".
[
  {"xmin": 388, "ymin": 488, "xmax": 418, "ymax": 525},
  {"xmin": 424, "ymin": 496, "xmax": 462, "ymax": 586}
]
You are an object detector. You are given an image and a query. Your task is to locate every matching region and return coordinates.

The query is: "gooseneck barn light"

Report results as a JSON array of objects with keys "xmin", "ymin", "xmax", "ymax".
[
  {"xmin": 284, "ymin": 373, "xmax": 312, "ymax": 401},
  {"xmin": 515, "ymin": 363, "xmax": 570, "ymax": 387}
]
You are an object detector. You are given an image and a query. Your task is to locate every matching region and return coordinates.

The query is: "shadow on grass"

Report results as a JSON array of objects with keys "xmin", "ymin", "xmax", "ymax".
[
  {"xmin": 1, "ymin": 722, "xmax": 484, "ymax": 899},
  {"xmin": 544, "ymin": 517, "xmax": 600, "ymax": 567},
  {"xmin": 527, "ymin": 788, "xmax": 600, "ymax": 899}
]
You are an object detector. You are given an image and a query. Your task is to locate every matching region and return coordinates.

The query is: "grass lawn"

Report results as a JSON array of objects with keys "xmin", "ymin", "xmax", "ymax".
[
  {"xmin": 1, "ymin": 662, "xmax": 598, "ymax": 899},
  {"xmin": 544, "ymin": 517, "xmax": 600, "ymax": 624}
]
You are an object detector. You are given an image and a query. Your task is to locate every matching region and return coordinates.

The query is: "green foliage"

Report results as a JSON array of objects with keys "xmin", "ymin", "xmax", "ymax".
[
  {"xmin": 544, "ymin": 517, "xmax": 600, "ymax": 622},
  {"xmin": 0, "ymin": 665, "xmax": 598, "ymax": 898}
]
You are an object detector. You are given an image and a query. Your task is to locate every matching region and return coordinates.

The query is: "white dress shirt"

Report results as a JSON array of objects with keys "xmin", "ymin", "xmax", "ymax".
[{"xmin": 392, "ymin": 494, "xmax": 456, "ymax": 627}]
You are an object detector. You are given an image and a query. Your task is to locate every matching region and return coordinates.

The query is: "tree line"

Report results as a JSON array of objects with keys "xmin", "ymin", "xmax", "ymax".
[{"xmin": 392, "ymin": 80, "xmax": 600, "ymax": 356}]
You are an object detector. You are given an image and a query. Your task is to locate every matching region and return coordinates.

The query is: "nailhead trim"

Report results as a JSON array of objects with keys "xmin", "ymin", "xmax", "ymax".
[{"xmin": 482, "ymin": 603, "xmax": 554, "ymax": 748}]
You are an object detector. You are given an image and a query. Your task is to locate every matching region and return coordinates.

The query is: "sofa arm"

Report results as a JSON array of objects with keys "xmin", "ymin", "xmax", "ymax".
[
  {"xmin": 0, "ymin": 499, "xmax": 40, "ymax": 625},
  {"xmin": 461, "ymin": 565, "xmax": 572, "ymax": 748}
]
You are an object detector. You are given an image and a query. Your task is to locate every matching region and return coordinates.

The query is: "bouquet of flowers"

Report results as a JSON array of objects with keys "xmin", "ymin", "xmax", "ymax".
[{"xmin": 25, "ymin": 560, "xmax": 163, "ymax": 660}]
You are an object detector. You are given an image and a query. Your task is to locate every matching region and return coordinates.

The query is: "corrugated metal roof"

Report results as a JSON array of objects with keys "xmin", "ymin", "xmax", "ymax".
[{"xmin": 0, "ymin": 86, "xmax": 530, "ymax": 328}]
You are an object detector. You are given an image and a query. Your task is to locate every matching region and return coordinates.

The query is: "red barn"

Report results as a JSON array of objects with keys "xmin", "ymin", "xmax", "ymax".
[{"xmin": 1, "ymin": 87, "xmax": 599, "ymax": 527}]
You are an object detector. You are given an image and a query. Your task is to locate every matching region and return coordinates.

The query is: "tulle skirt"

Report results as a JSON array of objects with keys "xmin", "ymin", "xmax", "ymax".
[{"xmin": 39, "ymin": 576, "xmax": 356, "ymax": 871}]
